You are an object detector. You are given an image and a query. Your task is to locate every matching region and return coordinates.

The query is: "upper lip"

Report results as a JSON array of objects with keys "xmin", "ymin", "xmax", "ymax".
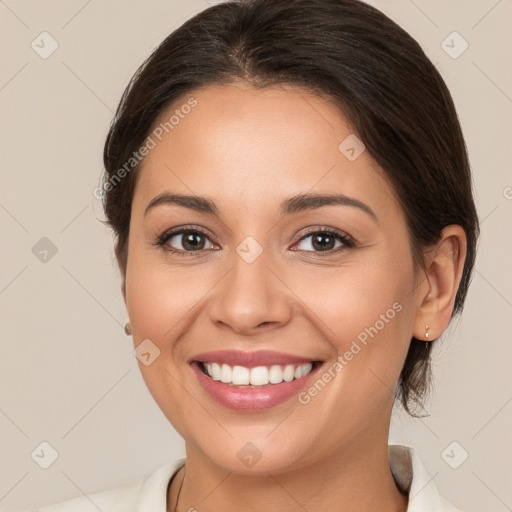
[{"xmin": 190, "ymin": 350, "xmax": 319, "ymax": 368}]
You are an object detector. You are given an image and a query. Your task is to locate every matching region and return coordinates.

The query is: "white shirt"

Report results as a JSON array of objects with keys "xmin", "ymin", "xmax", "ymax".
[{"xmin": 31, "ymin": 445, "xmax": 462, "ymax": 511}]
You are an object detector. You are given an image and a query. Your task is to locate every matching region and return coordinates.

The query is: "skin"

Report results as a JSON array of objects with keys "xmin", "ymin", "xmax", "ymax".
[{"xmin": 118, "ymin": 81, "xmax": 467, "ymax": 512}]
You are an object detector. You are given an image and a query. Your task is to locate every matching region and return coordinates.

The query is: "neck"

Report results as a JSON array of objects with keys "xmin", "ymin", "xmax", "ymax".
[{"xmin": 169, "ymin": 434, "xmax": 408, "ymax": 512}]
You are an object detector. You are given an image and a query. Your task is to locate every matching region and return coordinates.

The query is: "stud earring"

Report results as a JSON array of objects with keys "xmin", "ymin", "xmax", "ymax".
[
  {"xmin": 124, "ymin": 322, "xmax": 132, "ymax": 336},
  {"xmin": 425, "ymin": 324, "xmax": 430, "ymax": 339}
]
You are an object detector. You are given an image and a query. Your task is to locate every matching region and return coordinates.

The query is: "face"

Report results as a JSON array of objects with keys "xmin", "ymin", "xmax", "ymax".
[{"xmin": 123, "ymin": 82, "xmax": 425, "ymax": 474}]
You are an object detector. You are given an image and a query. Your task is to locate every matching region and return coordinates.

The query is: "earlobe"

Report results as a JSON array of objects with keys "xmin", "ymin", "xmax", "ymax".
[{"xmin": 413, "ymin": 225, "xmax": 467, "ymax": 341}]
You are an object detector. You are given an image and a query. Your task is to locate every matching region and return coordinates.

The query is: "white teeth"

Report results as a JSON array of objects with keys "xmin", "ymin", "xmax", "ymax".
[
  {"xmin": 283, "ymin": 364, "xmax": 295, "ymax": 382},
  {"xmin": 211, "ymin": 363, "xmax": 221, "ymax": 381},
  {"xmin": 231, "ymin": 365, "xmax": 250, "ymax": 385},
  {"xmin": 269, "ymin": 365, "xmax": 284, "ymax": 384},
  {"xmin": 220, "ymin": 364, "xmax": 232, "ymax": 383},
  {"xmin": 301, "ymin": 362, "xmax": 313, "ymax": 375},
  {"xmin": 250, "ymin": 366, "xmax": 269, "ymax": 386},
  {"xmin": 202, "ymin": 361, "xmax": 315, "ymax": 386}
]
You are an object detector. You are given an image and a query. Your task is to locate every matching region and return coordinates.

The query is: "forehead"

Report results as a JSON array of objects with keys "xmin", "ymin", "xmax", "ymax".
[{"xmin": 133, "ymin": 82, "xmax": 399, "ymax": 221}]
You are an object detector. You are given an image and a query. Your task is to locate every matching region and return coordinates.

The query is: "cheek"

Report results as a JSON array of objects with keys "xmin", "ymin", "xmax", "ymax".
[
  {"xmin": 125, "ymin": 259, "xmax": 204, "ymax": 348},
  {"xmin": 295, "ymin": 250, "xmax": 413, "ymax": 340},
  {"xmin": 293, "ymin": 245, "xmax": 416, "ymax": 390}
]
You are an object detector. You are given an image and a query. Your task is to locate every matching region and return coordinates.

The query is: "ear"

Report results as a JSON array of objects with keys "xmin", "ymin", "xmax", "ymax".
[
  {"xmin": 413, "ymin": 225, "xmax": 467, "ymax": 341},
  {"xmin": 114, "ymin": 240, "xmax": 127, "ymax": 305}
]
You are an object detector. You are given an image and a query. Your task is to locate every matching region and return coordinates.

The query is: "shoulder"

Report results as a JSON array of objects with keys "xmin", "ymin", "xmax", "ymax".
[
  {"xmin": 28, "ymin": 458, "xmax": 185, "ymax": 512},
  {"xmin": 31, "ymin": 480, "xmax": 143, "ymax": 512}
]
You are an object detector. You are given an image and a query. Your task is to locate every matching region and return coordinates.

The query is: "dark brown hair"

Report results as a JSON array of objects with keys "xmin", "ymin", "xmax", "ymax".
[{"xmin": 101, "ymin": 0, "xmax": 479, "ymax": 416}]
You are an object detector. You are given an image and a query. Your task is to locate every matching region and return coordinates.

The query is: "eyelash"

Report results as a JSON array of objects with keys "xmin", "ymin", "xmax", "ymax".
[{"xmin": 155, "ymin": 225, "xmax": 355, "ymax": 258}]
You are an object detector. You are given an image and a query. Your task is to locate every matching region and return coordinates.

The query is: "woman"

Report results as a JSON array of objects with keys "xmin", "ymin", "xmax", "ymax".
[{"xmin": 35, "ymin": 0, "xmax": 479, "ymax": 510}]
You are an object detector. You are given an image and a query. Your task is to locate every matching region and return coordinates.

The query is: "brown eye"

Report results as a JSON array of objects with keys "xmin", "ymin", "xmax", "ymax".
[
  {"xmin": 293, "ymin": 229, "xmax": 354, "ymax": 254},
  {"xmin": 157, "ymin": 227, "xmax": 216, "ymax": 255},
  {"xmin": 171, "ymin": 231, "xmax": 209, "ymax": 251}
]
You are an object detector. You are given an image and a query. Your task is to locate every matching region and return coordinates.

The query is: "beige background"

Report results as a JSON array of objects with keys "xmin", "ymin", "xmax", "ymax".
[{"xmin": 1, "ymin": 0, "xmax": 511, "ymax": 510}]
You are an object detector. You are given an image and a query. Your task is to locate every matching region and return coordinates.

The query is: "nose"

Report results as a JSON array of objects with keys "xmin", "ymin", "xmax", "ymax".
[{"xmin": 207, "ymin": 248, "xmax": 293, "ymax": 337}]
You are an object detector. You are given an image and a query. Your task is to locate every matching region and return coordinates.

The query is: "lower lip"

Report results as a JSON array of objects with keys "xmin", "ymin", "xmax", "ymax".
[{"xmin": 191, "ymin": 362, "xmax": 321, "ymax": 411}]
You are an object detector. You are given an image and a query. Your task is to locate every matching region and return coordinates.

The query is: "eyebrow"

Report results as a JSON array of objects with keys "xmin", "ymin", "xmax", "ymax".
[{"xmin": 144, "ymin": 192, "xmax": 378, "ymax": 223}]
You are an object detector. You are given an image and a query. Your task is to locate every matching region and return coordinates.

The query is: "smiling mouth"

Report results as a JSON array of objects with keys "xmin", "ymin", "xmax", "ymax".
[{"xmin": 196, "ymin": 361, "xmax": 322, "ymax": 387}]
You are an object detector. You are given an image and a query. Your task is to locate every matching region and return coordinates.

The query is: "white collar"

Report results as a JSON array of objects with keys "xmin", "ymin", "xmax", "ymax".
[
  {"xmin": 136, "ymin": 444, "xmax": 461, "ymax": 511},
  {"xmin": 388, "ymin": 445, "xmax": 461, "ymax": 511}
]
